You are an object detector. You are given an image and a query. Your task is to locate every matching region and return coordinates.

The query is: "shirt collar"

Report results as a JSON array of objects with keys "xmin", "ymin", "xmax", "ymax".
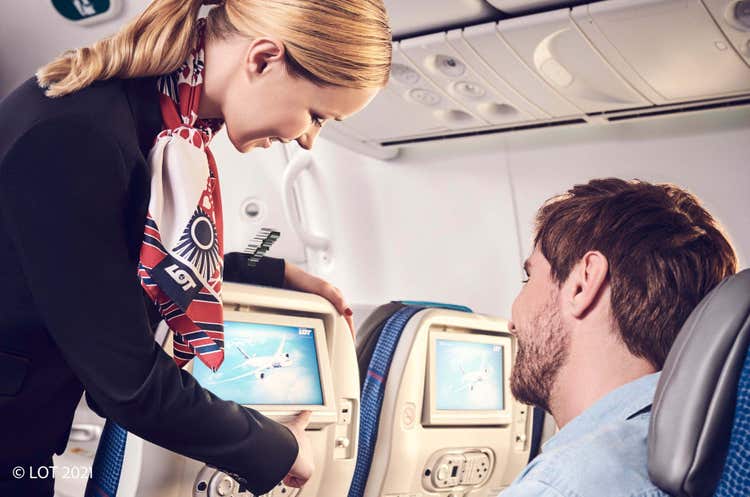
[{"xmin": 543, "ymin": 372, "xmax": 662, "ymax": 452}]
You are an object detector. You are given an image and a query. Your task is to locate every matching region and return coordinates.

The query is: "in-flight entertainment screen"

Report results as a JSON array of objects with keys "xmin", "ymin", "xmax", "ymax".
[
  {"xmin": 193, "ymin": 321, "xmax": 324, "ymax": 405},
  {"xmin": 435, "ymin": 339, "xmax": 504, "ymax": 411}
]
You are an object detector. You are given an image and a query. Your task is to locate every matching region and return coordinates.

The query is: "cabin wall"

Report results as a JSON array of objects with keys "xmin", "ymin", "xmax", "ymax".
[{"xmin": 300, "ymin": 106, "xmax": 750, "ymax": 318}]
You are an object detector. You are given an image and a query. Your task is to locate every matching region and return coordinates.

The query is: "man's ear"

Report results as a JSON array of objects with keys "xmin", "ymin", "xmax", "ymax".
[
  {"xmin": 243, "ymin": 37, "xmax": 286, "ymax": 78},
  {"xmin": 569, "ymin": 251, "xmax": 609, "ymax": 319}
]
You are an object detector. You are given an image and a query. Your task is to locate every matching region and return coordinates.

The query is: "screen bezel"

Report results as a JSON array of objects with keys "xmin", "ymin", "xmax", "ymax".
[
  {"xmin": 188, "ymin": 310, "xmax": 335, "ymax": 414},
  {"xmin": 423, "ymin": 329, "xmax": 513, "ymax": 426}
]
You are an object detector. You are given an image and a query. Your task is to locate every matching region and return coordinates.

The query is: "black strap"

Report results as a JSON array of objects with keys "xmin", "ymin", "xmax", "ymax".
[
  {"xmin": 626, "ymin": 404, "xmax": 653, "ymax": 420},
  {"xmin": 528, "ymin": 406, "xmax": 547, "ymax": 462}
]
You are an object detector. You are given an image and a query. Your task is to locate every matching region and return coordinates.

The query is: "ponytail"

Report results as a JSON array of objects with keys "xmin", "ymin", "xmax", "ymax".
[
  {"xmin": 37, "ymin": 0, "xmax": 204, "ymax": 98},
  {"xmin": 37, "ymin": 0, "xmax": 392, "ymax": 98}
]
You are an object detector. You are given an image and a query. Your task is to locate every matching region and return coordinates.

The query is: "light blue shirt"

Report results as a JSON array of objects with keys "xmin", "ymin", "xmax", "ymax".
[{"xmin": 501, "ymin": 373, "xmax": 669, "ymax": 497}]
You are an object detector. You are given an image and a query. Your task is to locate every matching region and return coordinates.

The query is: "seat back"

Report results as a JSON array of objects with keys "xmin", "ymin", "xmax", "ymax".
[
  {"xmin": 714, "ymin": 342, "xmax": 750, "ymax": 496},
  {"xmin": 351, "ymin": 302, "xmax": 534, "ymax": 497},
  {"xmin": 648, "ymin": 269, "xmax": 750, "ymax": 497},
  {"xmin": 75, "ymin": 284, "xmax": 360, "ymax": 497}
]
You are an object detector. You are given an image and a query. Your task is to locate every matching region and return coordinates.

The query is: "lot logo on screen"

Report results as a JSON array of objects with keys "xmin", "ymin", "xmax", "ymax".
[{"xmin": 299, "ymin": 328, "xmax": 313, "ymax": 336}]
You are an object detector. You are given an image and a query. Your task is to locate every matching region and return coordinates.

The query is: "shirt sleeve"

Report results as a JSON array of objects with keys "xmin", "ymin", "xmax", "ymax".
[
  {"xmin": 0, "ymin": 118, "xmax": 297, "ymax": 495},
  {"xmin": 224, "ymin": 252, "xmax": 286, "ymax": 288}
]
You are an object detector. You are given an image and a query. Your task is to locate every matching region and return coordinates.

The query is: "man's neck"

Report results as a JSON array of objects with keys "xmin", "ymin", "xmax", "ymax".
[{"xmin": 549, "ymin": 326, "xmax": 657, "ymax": 428}]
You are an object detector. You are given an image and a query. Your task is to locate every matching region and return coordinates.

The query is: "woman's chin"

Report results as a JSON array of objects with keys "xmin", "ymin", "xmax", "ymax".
[{"xmin": 239, "ymin": 138, "xmax": 272, "ymax": 152}]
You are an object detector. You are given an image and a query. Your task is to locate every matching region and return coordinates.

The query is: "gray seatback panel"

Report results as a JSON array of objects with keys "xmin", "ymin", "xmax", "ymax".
[{"xmin": 648, "ymin": 269, "xmax": 750, "ymax": 497}]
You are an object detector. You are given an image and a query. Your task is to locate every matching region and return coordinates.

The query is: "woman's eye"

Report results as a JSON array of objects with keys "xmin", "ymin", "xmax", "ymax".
[
  {"xmin": 521, "ymin": 278, "xmax": 529, "ymax": 284},
  {"xmin": 311, "ymin": 114, "xmax": 325, "ymax": 127}
]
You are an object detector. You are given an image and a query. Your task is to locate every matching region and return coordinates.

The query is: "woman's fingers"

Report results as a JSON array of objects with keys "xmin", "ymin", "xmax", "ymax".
[
  {"xmin": 322, "ymin": 284, "xmax": 346, "ymax": 315},
  {"xmin": 293, "ymin": 410, "xmax": 313, "ymax": 430},
  {"xmin": 322, "ymin": 285, "xmax": 355, "ymax": 337},
  {"xmin": 344, "ymin": 313, "xmax": 355, "ymax": 339},
  {"xmin": 284, "ymin": 263, "xmax": 355, "ymax": 338}
]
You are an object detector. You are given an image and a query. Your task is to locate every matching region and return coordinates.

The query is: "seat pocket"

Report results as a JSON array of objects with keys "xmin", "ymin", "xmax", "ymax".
[{"xmin": 0, "ymin": 350, "xmax": 30, "ymax": 396}]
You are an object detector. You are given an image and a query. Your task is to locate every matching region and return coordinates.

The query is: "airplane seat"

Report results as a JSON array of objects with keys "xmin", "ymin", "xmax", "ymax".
[
  {"xmin": 354, "ymin": 301, "xmax": 466, "ymax": 389},
  {"xmin": 58, "ymin": 284, "xmax": 360, "ymax": 497},
  {"xmin": 355, "ymin": 301, "xmax": 407, "ymax": 388},
  {"xmin": 350, "ymin": 301, "xmax": 534, "ymax": 497},
  {"xmin": 647, "ymin": 269, "xmax": 750, "ymax": 497}
]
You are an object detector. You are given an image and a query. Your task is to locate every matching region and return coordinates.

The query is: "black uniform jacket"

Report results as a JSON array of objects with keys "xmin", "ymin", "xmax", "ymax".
[{"xmin": 0, "ymin": 76, "xmax": 297, "ymax": 497}]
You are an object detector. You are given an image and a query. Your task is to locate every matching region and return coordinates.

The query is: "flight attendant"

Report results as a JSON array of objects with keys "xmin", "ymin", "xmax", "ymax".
[{"xmin": 0, "ymin": 0, "xmax": 391, "ymax": 495}]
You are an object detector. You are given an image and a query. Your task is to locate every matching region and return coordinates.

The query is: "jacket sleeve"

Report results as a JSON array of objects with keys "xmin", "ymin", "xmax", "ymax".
[
  {"xmin": 0, "ymin": 118, "xmax": 297, "ymax": 495},
  {"xmin": 224, "ymin": 252, "xmax": 286, "ymax": 288}
]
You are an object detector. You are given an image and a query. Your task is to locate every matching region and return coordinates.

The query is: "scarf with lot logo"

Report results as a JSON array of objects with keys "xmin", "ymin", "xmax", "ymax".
[{"xmin": 138, "ymin": 17, "xmax": 226, "ymax": 371}]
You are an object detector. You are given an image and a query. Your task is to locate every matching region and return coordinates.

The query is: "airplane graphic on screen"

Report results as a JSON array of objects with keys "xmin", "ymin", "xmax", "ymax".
[
  {"xmin": 456, "ymin": 363, "xmax": 491, "ymax": 392},
  {"xmin": 231, "ymin": 336, "xmax": 293, "ymax": 380}
]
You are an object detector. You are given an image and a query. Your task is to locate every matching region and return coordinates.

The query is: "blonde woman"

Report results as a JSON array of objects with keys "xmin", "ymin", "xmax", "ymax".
[{"xmin": 0, "ymin": 0, "xmax": 390, "ymax": 495}]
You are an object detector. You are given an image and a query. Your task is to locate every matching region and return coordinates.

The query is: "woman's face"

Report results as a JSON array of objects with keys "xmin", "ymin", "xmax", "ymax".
[{"xmin": 203, "ymin": 36, "xmax": 379, "ymax": 153}]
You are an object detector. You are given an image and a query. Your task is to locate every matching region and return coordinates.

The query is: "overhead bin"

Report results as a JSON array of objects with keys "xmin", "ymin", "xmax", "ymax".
[
  {"xmin": 322, "ymin": 0, "xmax": 750, "ymax": 156},
  {"xmin": 496, "ymin": 9, "xmax": 652, "ymax": 113},
  {"xmin": 460, "ymin": 23, "xmax": 583, "ymax": 118},
  {"xmin": 571, "ymin": 0, "xmax": 750, "ymax": 103},
  {"xmin": 399, "ymin": 33, "xmax": 541, "ymax": 125},
  {"xmin": 383, "ymin": 0, "xmax": 498, "ymax": 38}
]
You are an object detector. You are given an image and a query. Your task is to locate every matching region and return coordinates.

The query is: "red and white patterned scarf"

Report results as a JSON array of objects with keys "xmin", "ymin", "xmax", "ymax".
[{"xmin": 138, "ymin": 18, "xmax": 226, "ymax": 371}]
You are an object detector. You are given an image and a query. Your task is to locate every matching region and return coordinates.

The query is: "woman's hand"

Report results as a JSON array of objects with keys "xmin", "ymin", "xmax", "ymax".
[
  {"xmin": 281, "ymin": 411, "xmax": 314, "ymax": 488},
  {"xmin": 283, "ymin": 262, "xmax": 355, "ymax": 338}
]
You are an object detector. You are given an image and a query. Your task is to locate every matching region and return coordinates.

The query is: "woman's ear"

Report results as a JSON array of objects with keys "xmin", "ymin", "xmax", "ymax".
[
  {"xmin": 243, "ymin": 37, "xmax": 286, "ymax": 78},
  {"xmin": 569, "ymin": 251, "xmax": 609, "ymax": 319}
]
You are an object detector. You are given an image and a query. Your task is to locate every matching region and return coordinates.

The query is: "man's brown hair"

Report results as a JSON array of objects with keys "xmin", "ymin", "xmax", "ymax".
[{"xmin": 535, "ymin": 178, "xmax": 737, "ymax": 369}]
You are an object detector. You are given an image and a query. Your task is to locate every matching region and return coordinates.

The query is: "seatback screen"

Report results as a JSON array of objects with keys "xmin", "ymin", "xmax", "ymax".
[
  {"xmin": 435, "ymin": 339, "xmax": 504, "ymax": 411},
  {"xmin": 192, "ymin": 321, "xmax": 324, "ymax": 405}
]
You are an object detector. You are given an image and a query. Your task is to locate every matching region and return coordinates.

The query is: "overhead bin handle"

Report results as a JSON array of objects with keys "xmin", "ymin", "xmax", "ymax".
[
  {"xmin": 533, "ymin": 28, "xmax": 636, "ymax": 106},
  {"xmin": 281, "ymin": 150, "xmax": 331, "ymax": 251}
]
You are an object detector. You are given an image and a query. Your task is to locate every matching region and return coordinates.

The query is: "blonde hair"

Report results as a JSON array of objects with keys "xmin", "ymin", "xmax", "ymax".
[{"xmin": 36, "ymin": 0, "xmax": 392, "ymax": 98}]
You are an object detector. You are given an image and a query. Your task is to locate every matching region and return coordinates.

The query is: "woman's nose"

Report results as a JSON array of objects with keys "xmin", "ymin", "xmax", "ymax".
[{"xmin": 296, "ymin": 125, "xmax": 322, "ymax": 150}]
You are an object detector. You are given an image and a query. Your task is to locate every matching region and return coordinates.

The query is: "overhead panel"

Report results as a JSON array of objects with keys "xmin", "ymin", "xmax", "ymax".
[
  {"xmin": 327, "ymin": 43, "xmax": 486, "ymax": 143},
  {"xmin": 390, "ymin": 44, "xmax": 487, "ymax": 132},
  {"xmin": 572, "ymin": 0, "xmax": 750, "ymax": 103},
  {"xmin": 383, "ymin": 0, "xmax": 498, "ymax": 38},
  {"xmin": 326, "ymin": 85, "xmax": 446, "ymax": 142},
  {"xmin": 701, "ymin": 0, "xmax": 750, "ymax": 67},
  {"xmin": 461, "ymin": 23, "xmax": 583, "ymax": 118},
  {"xmin": 445, "ymin": 29, "xmax": 549, "ymax": 120},
  {"xmin": 496, "ymin": 9, "xmax": 652, "ymax": 113},
  {"xmin": 399, "ymin": 33, "xmax": 540, "ymax": 125}
]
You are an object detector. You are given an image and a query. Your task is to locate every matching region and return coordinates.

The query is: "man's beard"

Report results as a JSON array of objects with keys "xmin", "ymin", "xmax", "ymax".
[{"xmin": 510, "ymin": 295, "xmax": 570, "ymax": 412}]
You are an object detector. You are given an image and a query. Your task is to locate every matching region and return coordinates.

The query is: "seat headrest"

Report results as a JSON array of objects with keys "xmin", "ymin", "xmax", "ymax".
[{"xmin": 648, "ymin": 269, "xmax": 750, "ymax": 497}]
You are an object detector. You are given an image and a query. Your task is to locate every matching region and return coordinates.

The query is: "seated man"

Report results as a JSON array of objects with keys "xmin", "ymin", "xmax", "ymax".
[{"xmin": 502, "ymin": 178, "xmax": 737, "ymax": 497}]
